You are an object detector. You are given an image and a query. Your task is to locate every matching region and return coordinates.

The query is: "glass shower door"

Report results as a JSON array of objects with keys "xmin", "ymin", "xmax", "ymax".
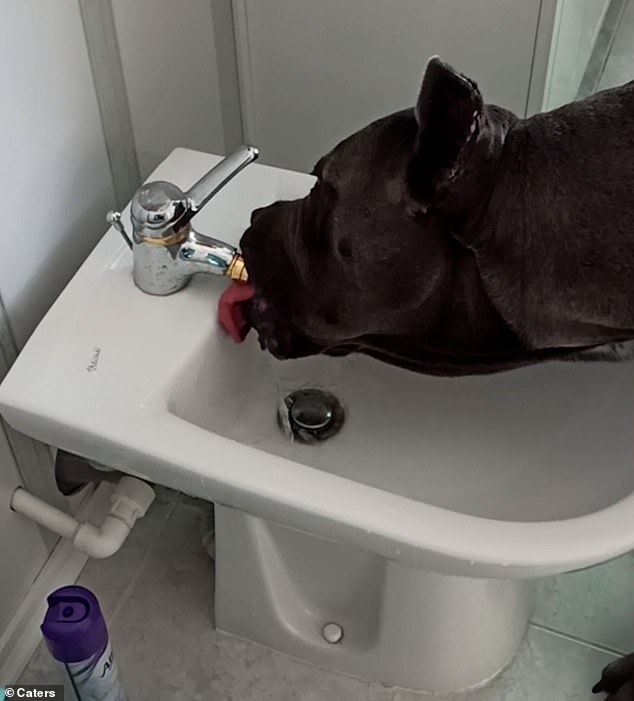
[{"xmin": 543, "ymin": 0, "xmax": 633, "ymax": 110}]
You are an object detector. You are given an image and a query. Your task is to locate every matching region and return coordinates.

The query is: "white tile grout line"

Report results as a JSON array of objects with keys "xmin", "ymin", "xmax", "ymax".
[
  {"xmin": 529, "ymin": 621, "xmax": 623, "ymax": 657},
  {"xmin": 385, "ymin": 625, "xmax": 622, "ymax": 699}
]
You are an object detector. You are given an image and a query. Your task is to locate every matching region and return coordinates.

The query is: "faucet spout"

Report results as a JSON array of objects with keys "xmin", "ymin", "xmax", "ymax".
[
  {"xmin": 106, "ymin": 145, "xmax": 258, "ymax": 295},
  {"xmin": 178, "ymin": 230, "xmax": 249, "ymax": 282}
]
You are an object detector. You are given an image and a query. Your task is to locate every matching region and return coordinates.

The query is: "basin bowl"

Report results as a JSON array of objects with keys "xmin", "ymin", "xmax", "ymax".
[{"xmin": 1, "ymin": 148, "xmax": 633, "ymax": 692}]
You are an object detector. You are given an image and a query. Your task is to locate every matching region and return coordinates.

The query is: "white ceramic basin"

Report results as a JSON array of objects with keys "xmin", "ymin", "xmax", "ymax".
[{"xmin": 2, "ymin": 148, "xmax": 634, "ymax": 579}]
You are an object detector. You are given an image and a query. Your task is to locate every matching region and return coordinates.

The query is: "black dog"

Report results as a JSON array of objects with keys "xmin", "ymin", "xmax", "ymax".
[
  {"xmin": 594, "ymin": 654, "xmax": 634, "ymax": 700},
  {"xmin": 240, "ymin": 57, "xmax": 634, "ymax": 376},
  {"xmin": 237, "ymin": 57, "xmax": 634, "ymax": 697}
]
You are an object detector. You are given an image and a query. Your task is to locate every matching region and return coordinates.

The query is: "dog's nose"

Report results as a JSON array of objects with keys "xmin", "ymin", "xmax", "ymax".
[
  {"xmin": 250, "ymin": 206, "xmax": 267, "ymax": 225},
  {"xmin": 240, "ymin": 227, "xmax": 254, "ymax": 256}
]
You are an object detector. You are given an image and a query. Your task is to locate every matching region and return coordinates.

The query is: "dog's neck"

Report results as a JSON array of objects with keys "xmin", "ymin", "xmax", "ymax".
[{"xmin": 453, "ymin": 81, "xmax": 634, "ymax": 348}]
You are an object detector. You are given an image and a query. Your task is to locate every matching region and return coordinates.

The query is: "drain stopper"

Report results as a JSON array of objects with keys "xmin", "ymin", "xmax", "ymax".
[
  {"xmin": 278, "ymin": 389, "xmax": 345, "ymax": 444},
  {"xmin": 322, "ymin": 622, "xmax": 344, "ymax": 644}
]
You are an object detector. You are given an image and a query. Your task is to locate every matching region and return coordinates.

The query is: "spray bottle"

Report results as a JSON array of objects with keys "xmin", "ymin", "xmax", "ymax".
[{"xmin": 41, "ymin": 585, "xmax": 128, "ymax": 701}]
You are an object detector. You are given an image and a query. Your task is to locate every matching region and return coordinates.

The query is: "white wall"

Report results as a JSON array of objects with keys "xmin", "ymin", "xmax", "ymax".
[
  {"xmin": 111, "ymin": 0, "xmax": 228, "ymax": 179},
  {"xmin": 0, "ymin": 0, "xmax": 235, "ymax": 658},
  {"xmin": 0, "ymin": 425, "xmax": 49, "ymax": 639},
  {"xmin": 235, "ymin": 0, "xmax": 544, "ymax": 172},
  {"xmin": 0, "ymin": 0, "xmax": 116, "ymax": 651},
  {"xmin": 543, "ymin": 0, "xmax": 611, "ymax": 110},
  {"xmin": 0, "ymin": 1, "xmax": 116, "ymax": 349}
]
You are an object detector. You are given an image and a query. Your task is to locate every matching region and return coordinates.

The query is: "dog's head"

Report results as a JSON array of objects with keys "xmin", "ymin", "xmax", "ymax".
[{"xmin": 240, "ymin": 58, "xmax": 516, "ymax": 363}]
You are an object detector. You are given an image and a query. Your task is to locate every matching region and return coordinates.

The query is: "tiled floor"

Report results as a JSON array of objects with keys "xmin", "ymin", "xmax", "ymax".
[{"xmin": 18, "ymin": 486, "xmax": 632, "ymax": 700}]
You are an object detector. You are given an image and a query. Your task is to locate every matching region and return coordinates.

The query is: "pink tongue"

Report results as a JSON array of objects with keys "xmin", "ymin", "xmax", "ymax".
[{"xmin": 218, "ymin": 282, "xmax": 255, "ymax": 342}]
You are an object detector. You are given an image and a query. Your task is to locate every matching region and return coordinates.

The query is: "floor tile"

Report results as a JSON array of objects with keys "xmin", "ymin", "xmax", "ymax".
[
  {"xmin": 17, "ymin": 643, "xmax": 64, "ymax": 687},
  {"xmin": 17, "ymin": 491, "xmax": 627, "ymax": 700},
  {"xmin": 108, "ymin": 500, "xmax": 390, "ymax": 701},
  {"xmin": 18, "ymin": 488, "xmax": 179, "ymax": 687},
  {"xmin": 392, "ymin": 626, "xmax": 617, "ymax": 701},
  {"xmin": 532, "ymin": 553, "xmax": 634, "ymax": 654},
  {"xmin": 79, "ymin": 485, "xmax": 179, "ymax": 619}
]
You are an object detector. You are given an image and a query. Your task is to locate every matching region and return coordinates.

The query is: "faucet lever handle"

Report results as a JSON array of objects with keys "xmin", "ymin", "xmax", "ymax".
[{"xmin": 186, "ymin": 145, "xmax": 259, "ymax": 214}]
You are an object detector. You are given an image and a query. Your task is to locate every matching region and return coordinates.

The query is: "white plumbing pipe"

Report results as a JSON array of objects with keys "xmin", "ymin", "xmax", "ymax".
[
  {"xmin": 11, "ymin": 489, "xmax": 78, "ymax": 539},
  {"xmin": 10, "ymin": 476, "xmax": 155, "ymax": 559}
]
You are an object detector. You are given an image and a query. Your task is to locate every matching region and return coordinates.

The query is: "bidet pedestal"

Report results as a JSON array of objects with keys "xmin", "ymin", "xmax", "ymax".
[{"xmin": 213, "ymin": 505, "xmax": 530, "ymax": 693}]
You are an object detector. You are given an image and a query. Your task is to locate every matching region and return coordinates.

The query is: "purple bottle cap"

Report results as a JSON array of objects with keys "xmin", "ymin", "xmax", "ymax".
[{"xmin": 41, "ymin": 586, "xmax": 108, "ymax": 663}]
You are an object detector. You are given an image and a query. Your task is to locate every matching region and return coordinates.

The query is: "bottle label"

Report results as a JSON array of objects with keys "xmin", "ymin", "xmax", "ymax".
[{"xmin": 64, "ymin": 642, "xmax": 128, "ymax": 701}]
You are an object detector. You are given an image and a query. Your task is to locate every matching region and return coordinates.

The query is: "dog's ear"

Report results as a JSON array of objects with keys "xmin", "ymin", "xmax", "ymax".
[{"xmin": 408, "ymin": 57, "xmax": 484, "ymax": 209}]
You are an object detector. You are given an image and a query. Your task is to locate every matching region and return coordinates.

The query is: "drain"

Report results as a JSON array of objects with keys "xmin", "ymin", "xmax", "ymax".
[
  {"xmin": 278, "ymin": 389, "xmax": 345, "ymax": 444},
  {"xmin": 322, "ymin": 622, "xmax": 344, "ymax": 644}
]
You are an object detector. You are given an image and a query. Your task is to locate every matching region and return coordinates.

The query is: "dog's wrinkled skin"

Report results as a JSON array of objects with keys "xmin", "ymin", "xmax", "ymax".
[
  {"xmin": 240, "ymin": 57, "xmax": 634, "ymax": 695},
  {"xmin": 240, "ymin": 57, "xmax": 634, "ymax": 376}
]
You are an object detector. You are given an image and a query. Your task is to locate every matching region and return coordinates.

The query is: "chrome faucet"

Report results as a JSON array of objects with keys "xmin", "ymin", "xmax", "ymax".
[{"xmin": 107, "ymin": 145, "xmax": 258, "ymax": 295}]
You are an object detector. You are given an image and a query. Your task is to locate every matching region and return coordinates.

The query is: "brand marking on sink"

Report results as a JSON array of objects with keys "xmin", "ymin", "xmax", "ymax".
[{"xmin": 87, "ymin": 347, "xmax": 102, "ymax": 373}]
